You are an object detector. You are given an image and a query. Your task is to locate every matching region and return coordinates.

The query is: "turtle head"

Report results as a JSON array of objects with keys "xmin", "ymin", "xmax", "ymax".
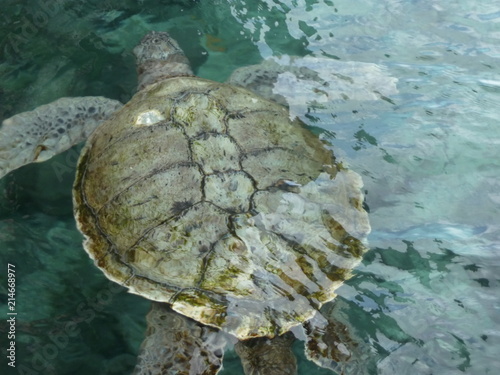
[{"xmin": 133, "ymin": 31, "xmax": 194, "ymax": 91}]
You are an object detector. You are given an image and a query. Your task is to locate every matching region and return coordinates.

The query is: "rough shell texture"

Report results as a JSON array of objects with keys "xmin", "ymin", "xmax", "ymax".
[{"xmin": 73, "ymin": 77, "xmax": 370, "ymax": 340}]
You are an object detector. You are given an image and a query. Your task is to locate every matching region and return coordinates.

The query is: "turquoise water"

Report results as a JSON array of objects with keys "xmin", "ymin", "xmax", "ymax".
[{"xmin": 1, "ymin": 0, "xmax": 499, "ymax": 374}]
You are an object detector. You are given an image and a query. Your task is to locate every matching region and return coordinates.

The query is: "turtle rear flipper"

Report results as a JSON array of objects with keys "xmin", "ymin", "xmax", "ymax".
[
  {"xmin": 134, "ymin": 302, "xmax": 226, "ymax": 375},
  {"xmin": 0, "ymin": 96, "xmax": 122, "ymax": 179},
  {"xmin": 304, "ymin": 303, "xmax": 375, "ymax": 375},
  {"xmin": 235, "ymin": 333, "xmax": 297, "ymax": 375}
]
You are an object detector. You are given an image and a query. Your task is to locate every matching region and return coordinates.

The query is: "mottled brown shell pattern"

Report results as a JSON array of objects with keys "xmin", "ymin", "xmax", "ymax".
[{"xmin": 73, "ymin": 77, "xmax": 370, "ymax": 340}]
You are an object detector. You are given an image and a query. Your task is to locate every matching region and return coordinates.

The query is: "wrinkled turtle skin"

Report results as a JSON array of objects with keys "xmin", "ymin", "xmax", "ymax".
[{"xmin": 73, "ymin": 71, "xmax": 369, "ymax": 341}]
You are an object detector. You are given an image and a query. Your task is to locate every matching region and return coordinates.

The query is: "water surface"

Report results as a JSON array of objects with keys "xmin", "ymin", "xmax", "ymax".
[{"xmin": 1, "ymin": 0, "xmax": 499, "ymax": 374}]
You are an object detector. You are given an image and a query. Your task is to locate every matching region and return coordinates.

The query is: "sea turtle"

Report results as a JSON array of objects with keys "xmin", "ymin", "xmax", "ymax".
[{"xmin": 0, "ymin": 32, "xmax": 371, "ymax": 374}]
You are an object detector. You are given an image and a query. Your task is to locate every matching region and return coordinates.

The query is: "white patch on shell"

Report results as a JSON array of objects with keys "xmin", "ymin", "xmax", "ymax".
[{"xmin": 135, "ymin": 110, "xmax": 166, "ymax": 126}]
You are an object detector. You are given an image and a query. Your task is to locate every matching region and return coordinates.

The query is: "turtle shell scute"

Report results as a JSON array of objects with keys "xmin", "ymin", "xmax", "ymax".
[{"xmin": 73, "ymin": 76, "xmax": 370, "ymax": 340}]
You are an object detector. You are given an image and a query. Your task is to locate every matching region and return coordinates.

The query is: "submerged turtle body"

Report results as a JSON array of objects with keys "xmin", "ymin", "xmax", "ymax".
[
  {"xmin": 74, "ymin": 73, "xmax": 369, "ymax": 340},
  {"xmin": 0, "ymin": 31, "xmax": 372, "ymax": 374}
]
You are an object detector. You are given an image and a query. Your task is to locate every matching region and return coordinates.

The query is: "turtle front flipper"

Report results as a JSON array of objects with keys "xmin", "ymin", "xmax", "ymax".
[
  {"xmin": 235, "ymin": 333, "xmax": 297, "ymax": 375},
  {"xmin": 0, "ymin": 96, "xmax": 122, "ymax": 179},
  {"xmin": 133, "ymin": 302, "xmax": 226, "ymax": 375},
  {"xmin": 226, "ymin": 58, "xmax": 321, "ymax": 107}
]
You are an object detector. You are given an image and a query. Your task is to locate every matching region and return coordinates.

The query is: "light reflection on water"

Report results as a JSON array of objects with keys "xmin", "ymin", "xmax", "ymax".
[{"xmin": 0, "ymin": 0, "xmax": 499, "ymax": 374}]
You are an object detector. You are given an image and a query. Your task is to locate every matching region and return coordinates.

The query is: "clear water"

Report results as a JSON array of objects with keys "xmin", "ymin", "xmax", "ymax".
[{"xmin": 1, "ymin": 0, "xmax": 499, "ymax": 374}]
